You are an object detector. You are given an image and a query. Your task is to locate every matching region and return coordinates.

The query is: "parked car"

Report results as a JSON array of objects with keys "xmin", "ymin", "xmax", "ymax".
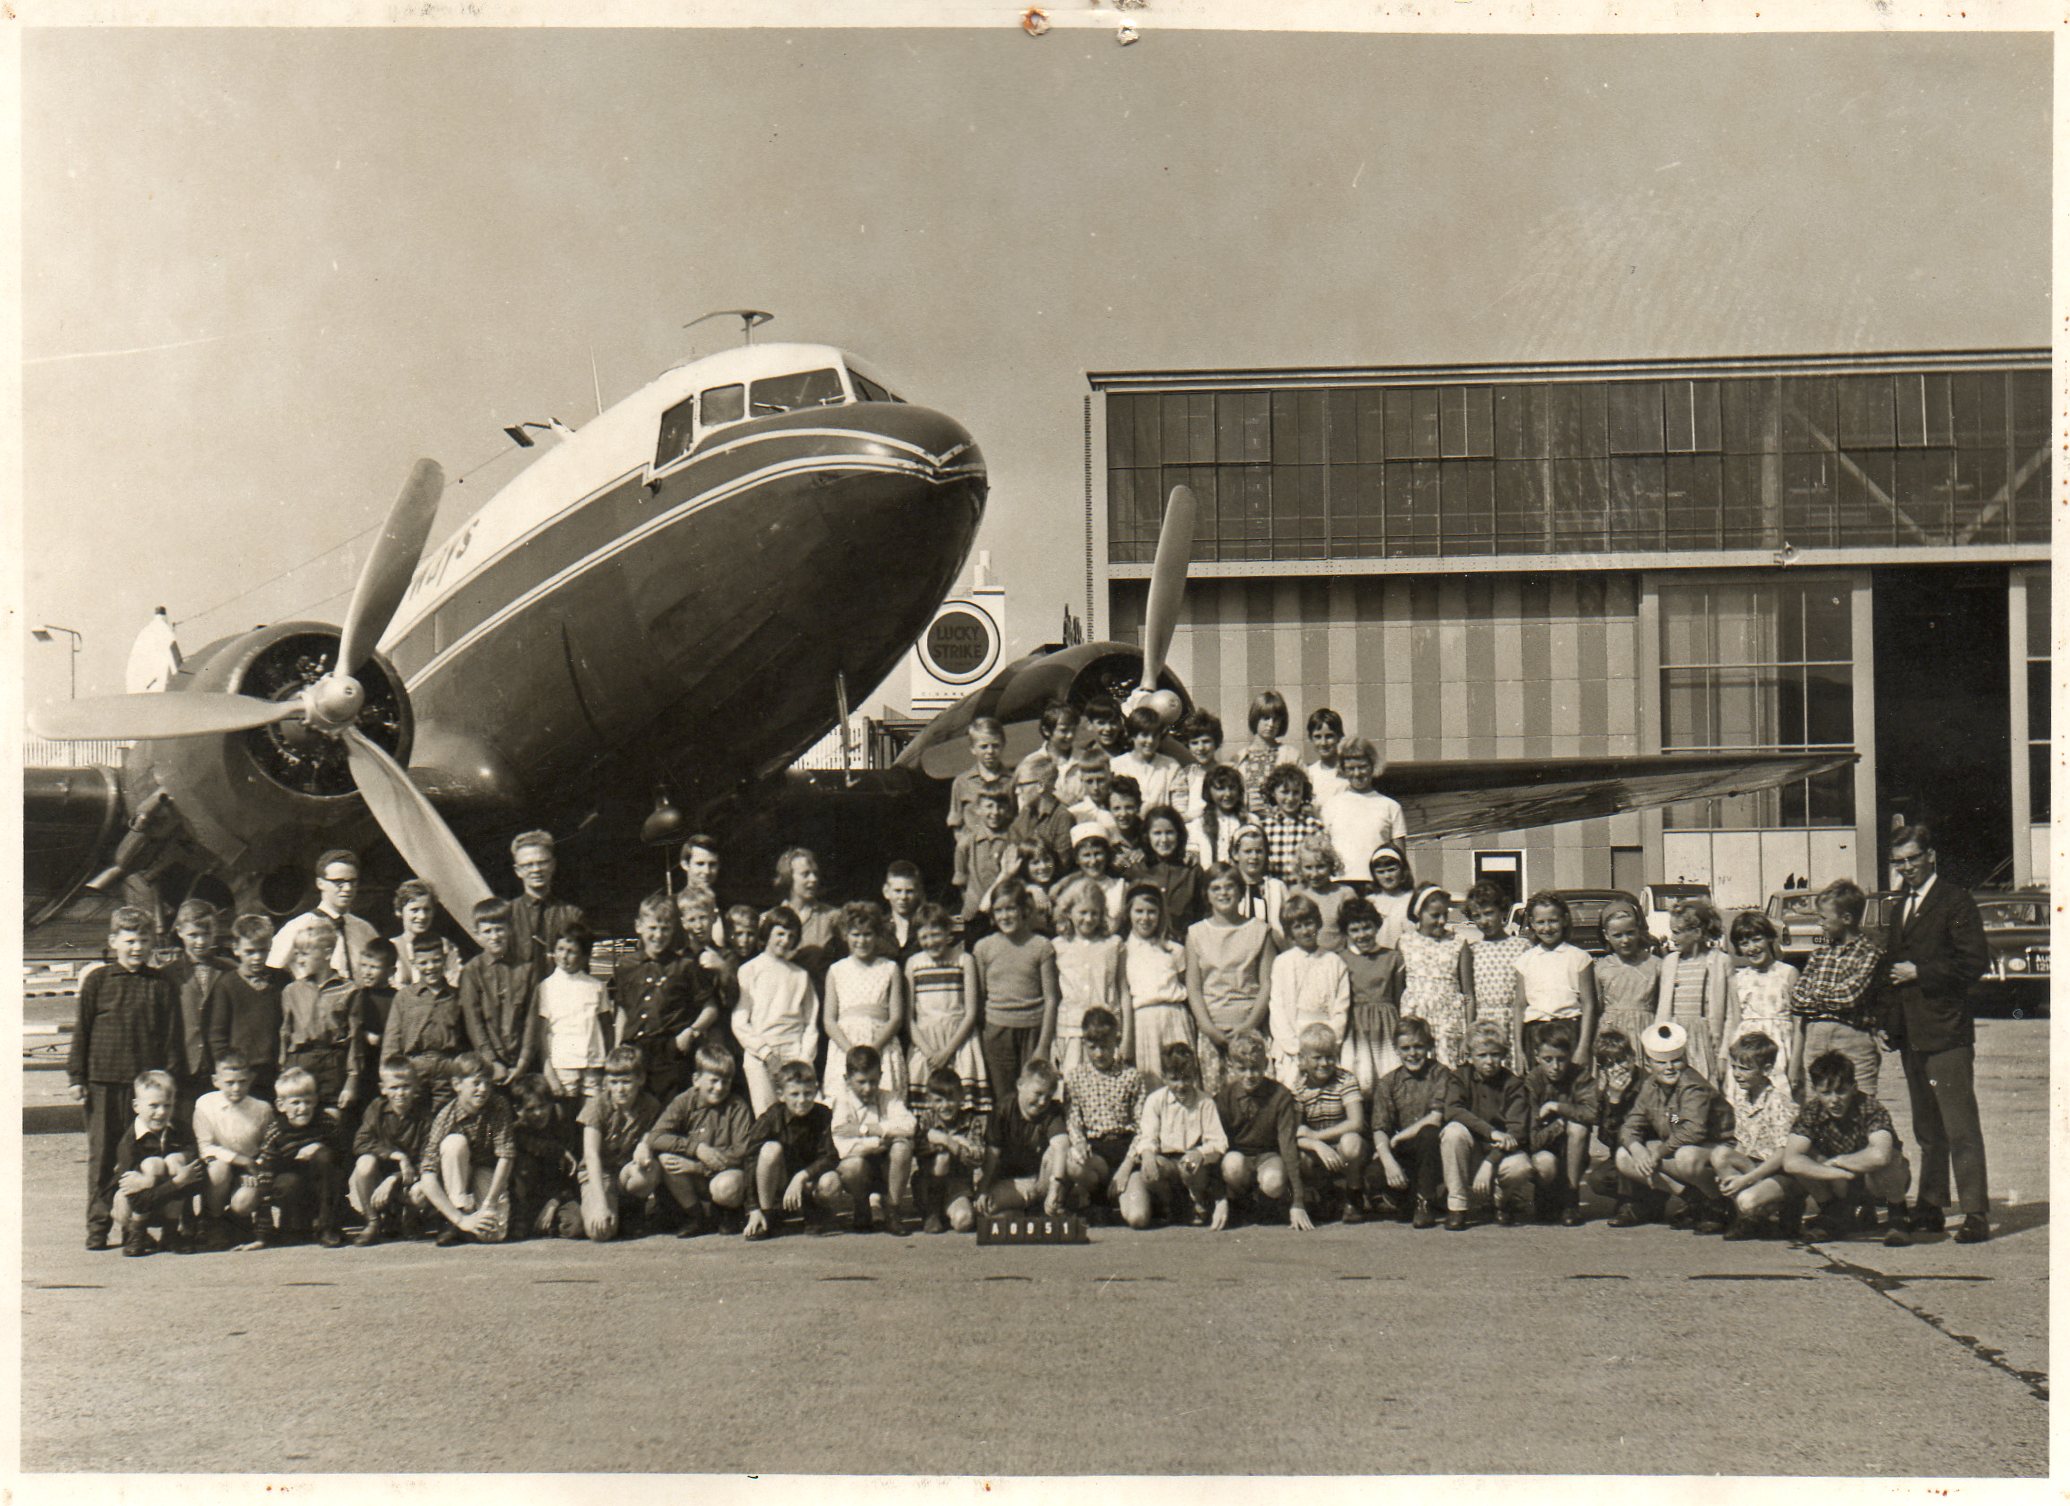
[
  {"xmin": 1506, "ymin": 889, "xmax": 1644, "ymax": 956},
  {"xmin": 1971, "ymin": 889, "xmax": 2049, "ymax": 1017},
  {"xmin": 1766, "ymin": 890, "xmax": 1827, "ymax": 965},
  {"xmin": 1641, "ymin": 882, "xmax": 1712, "ymax": 946}
]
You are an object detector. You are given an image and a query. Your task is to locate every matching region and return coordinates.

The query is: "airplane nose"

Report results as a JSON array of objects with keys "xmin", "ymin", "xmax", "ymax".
[{"xmin": 852, "ymin": 403, "xmax": 986, "ymax": 492}]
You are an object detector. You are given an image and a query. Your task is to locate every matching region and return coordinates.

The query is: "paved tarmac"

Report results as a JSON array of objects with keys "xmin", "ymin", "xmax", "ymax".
[{"xmin": 19, "ymin": 1021, "xmax": 2048, "ymax": 1477}]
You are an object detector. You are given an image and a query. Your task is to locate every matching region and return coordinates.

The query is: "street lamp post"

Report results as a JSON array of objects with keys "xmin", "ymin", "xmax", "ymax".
[{"xmin": 31, "ymin": 624, "xmax": 81, "ymax": 699}]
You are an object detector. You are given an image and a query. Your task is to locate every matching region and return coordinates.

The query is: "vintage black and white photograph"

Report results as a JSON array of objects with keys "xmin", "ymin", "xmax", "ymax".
[{"xmin": 11, "ymin": 7, "xmax": 2054, "ymax": 1486}]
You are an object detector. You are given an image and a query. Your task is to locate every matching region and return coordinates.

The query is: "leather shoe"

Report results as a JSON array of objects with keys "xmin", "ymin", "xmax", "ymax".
[
  {"xmin": 1443, "ymin": 1208, "xmax": 1469, "ymax": 1232},
  {"xmin": 1953, "ymin": 1213, "xmax": 1990, "ymax": 1244},
  {"xmin": 1908, "ymin": 1202, "xmax": 1947, "ymax": 1234}
]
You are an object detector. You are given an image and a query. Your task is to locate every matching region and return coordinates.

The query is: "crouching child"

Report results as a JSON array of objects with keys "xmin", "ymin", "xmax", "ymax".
[
  {"xmin": 1612, "ymin": 1022, "xmax": 1734, "ymax": 1232},
  {"xmin": 1712, "ymin": 1031, "xmax": 1801, "ymax": 1240},
  {"xmin": 911, "ymin": 1065, "xmax": 987, "ymax": 1233},
  {"xmin": 1292, "ymin": 1023, "xmax": 1372, "ymax": 1223},
  {"xmin": 246, "ymin": 1067, "xmax": 344, "ymax": 1248},
  {"xmin": 825, "ymin": 1043, "xmax": 917, "ymax": 1235},
  {"xmin": 417, "ymin": 1052, "xmax": 515, "ymax": 1246},
  {"xmin": 1442, "ymin": 1020, "xmax": 1534, "ymax": 1230},
  {"xmin": 743, "ymin": 1060, "xmax": 839, "ymax": 1241},
  {"xmin": 1522, "ymin": 1023, "xmax": 1598, "ymax": 1225},
  {"xmin": 111, "ymin": 1070, "xmax": 205, "ymax": 1256},
  {"xmin": 1780, "ymin": 1050, "xmax": 1912, "ymax": 1247},
  {"xmin": 1114, "ymin": 1041, "xmax": 1225, "ymax": 1228},
  {"xmin": 575, "ymin": 1044, "xmax": 664, "ymax": 1242},
  {"xmin": 1214, "ymin": 1029, "xmax": 1313, "ymax": 1231},
  {"xmin": 510, "ymin": 1074, "xmax": 582, "ymax": 1240},
  {"xmin": 1063, "ymin": 1007, "xmax": 1151, "ymax": 1222},
  {"xmin": 191, "ymin": 1050, "xmax": 274, "ymax": 1251},
  {"xmin": 644, "ymin": 1043, "xmax": 754, "ymax": 1237},
  {"xmin": 977, "ymin": 1057, "xmax": 1072, "ymax": 1219},
  {"xmin": 1369, "ymin": 1017, "xmax": 1465, "ymax": 1229},
  {"xmin": 347, "ymin": 1056, "xmax": 434, "ymax": 1246}
]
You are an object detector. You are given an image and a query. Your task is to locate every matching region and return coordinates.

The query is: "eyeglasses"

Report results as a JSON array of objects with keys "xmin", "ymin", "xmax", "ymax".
[{"xmin": 319, "ymin": 873, "xmax": 358, "ymax": 887}]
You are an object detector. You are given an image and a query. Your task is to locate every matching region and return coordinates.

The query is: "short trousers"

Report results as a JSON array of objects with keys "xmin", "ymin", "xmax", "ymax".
[{"xmin": 1087, "ymin": 1133, "xmax": 1133, "ymax": 1171}]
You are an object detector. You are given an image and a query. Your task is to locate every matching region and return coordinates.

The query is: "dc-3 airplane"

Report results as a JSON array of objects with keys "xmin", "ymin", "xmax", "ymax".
[{"xmin": 26, "ymin": 331, "xmax": 1852, "ymax": 935}]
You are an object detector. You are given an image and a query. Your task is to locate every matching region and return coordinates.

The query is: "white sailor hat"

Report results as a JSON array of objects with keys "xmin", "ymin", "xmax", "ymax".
[
  {"xmin": 1069, "ymin": 821, "xmax": 1111, "ymax": 849},
  {"xmin": 1640, "ymin": 1021, "xmax": 1689, "ymax": 1060}
]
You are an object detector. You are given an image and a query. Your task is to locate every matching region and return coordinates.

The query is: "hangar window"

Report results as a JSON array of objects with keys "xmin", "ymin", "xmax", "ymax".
[
  {"xmin": 750, "ymin": 368, "xmax": 846, "ymax": 416},
  {"xmin": 2027, "ymin": 570, "xmax": 2049, "ymax": 826}
]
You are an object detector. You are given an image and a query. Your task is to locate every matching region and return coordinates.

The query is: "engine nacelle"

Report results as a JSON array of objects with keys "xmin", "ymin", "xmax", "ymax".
[{"xmin": 118, "ymin": 621, "xmax": 414, "ymax": 882}]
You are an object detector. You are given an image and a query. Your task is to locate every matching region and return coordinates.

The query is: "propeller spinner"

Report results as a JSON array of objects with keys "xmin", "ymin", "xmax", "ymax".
[{"xmin": 27, "ymin": 459, "xmax": 496, "ymax": 930}]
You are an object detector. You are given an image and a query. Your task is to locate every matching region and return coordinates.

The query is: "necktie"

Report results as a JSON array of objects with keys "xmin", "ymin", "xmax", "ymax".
[{"xmin": 1897, "ymin": 889, "xmax": 1915, "ymax": 934}]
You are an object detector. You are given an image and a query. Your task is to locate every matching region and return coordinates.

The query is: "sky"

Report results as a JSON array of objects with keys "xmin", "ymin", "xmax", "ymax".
[{"xmin": 18, "ymin": 24, "xmax": 2050, "ymax": 713}]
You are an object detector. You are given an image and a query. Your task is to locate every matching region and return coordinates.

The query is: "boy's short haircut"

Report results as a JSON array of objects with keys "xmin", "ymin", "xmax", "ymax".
[
  {"xmin": 215, "ymin": 1049, "xmax": 252, "ymax": 1074},
  {"xmin": 1305, "ymin": 707, "xmax": 1344, "ymax": 737},
  {"xmin": 1080, "ymin": 1007, "xmax": 1120, "ymax": 1043},
  {"xmin": 1729, "ymin": 1031, "xmax": 1781, "ymax": 1070},
  {"xmin": 773, "ymin": 1059, "xmax": 819, "ymax": 1091},
  {"xmin": 231, "ymin": 913, "xmax": 275, "ymax": 946},
  {"xmin": 1730, "ymin": 911, "xmax": 1780, "ymax": 946},
  {"xmin": 1336, "ymin": 735, "xmax": 1378, "ymax": 768},
  {"xmin": 509, "ymin": 829, "xmax": 556, "ymax": 857},
  {"xmin": 1125, "ymin": 706, "xmax": 1163, "ymax": 738},
  {"xmin": 989, "ymin": 880, "xmax": 1029, "ymax": 914},
  {"xmin": 1280, "ymin": 893, "xmax": 1323, "ymax": 931},
  {"xmin": 1338, "ymin": 896, "xmax": 1381, "ymax": 933},
  {"xmin": 132, "ymin": 1068, "xmax": 175, "ymax": 1097},
  {"xmin": 692, "ymin": 1042, "xmax": 736, "ymax": 1079},
  {"xmin": 1037, "ymin": 700, "xmax": 1080, "ymax": 737},
  {"xmin": 636, "ymin": 890, "xmax": 677, "ymax": 926},
  {"xmin": 1161, "ymin": 1041, "xmax": 1200, "ymax": 1086},
  {"xmin": 1817, "ymin": 878, "xmax": 1867, "ymax": 925},
  {"xmin": 837, "ymin": 900, "xmax": 891, "ymax": 945},
  {"xmin": 1107, "ymin": 775, "xmax": 1141, "ymax": 805},
  {"xmin": 314, "ymin": 848, "xmax": 361, "ymax": 876},
  {"xmin": 362, "ymin": 936, "xmax": 398, "ymax": 968},
  {"xmin": 926, "ymin": 1065, "xmax": 965, "ymax": 1102},
  {"xmin": 678, "ymin": 833, "xmax": 721, "ymax": 866},
  {"xmin": 273, "ymin": 1067, "xmax": 318, "ymax": 1098},
  {"xmin": 974, "ymin": 787, "xmax": 1015, "ymax": 813},
  {"xmin": 758, "ymin": 905, "xmax": 803, "ymax": 944},
  {"xmin": 1891, "ymin": 821, "xmax": 1935, "ymax": 855},
  {"xmin": 1247, "ymin": 689, "xmax": 1289, "ymax": 733},
  {"xmin": 969, "ymin": 716, "xmax": 1006, "ymax": 741},
  {"xmin": 603, "ymin": 1045, "xmax": 644, "ymax": 1077},
  {"xmin": 1468, "ymin": 1020, "xmax": 1509, "ymax": 1055},
  {"xmin": 174, "ymin": 898, "xmax": 218, "ymax": 928},
  {"xmin": 1535, "ymin": 1023, "xmax": 1577, "ymax": 1056},
  {"xmin": 1017, "ymin": 1057, "xmax": 1060, "ymax": 1090},
  {"xmin": 1226, "ymin": 1030, "xmax": 1270, "ymax": 1069},
  {"xmin": 886, "ymin": 859, "xmax": 922, "ymax": 884},
  {"xmin": 378, "ymin": 1053, "xmax": 417, "ymax": 1078},
  {"xmin": 1394, "ymin": 1016, "xmax": 1435, "ymax": 1048},
  {"xmin": 393, "ymin": 878, "xmax": 435, "ymax": 916},
  {"xmin": 1083, "ymin": 693, "xmax": 1121, "ymax": 723},
  {"xmin": 558, "ymin": 924, "xmax": 595, "ymax": 957},
  {"xmin": 1015, "ymin": 752, "xmax": 1058, "ymax": 791},
  {"xmin": 1297, "ymin": 1021, "xmax": 1340, "ymax": 1054},
  {"xmin": 1176, "ymin": 708, "xmax": 1224, "ymax": 747},
  {"xmin": 472, "ymin": 898, "xmax": 514, "ymax": 927},
  {"xmin": 1076, "ymin": 748, "xmax": 1112, "ymax": 774},
  {"xmin": 1806, "ymin": 1050, "xmax": 1857, "ymax": 1090},
  {"xmin": 1592, "ymin": 1029, "xmax": 1635, "ymax": 1067},
  {"xmin": 449, "ymin": 1052, "xmax": 492, "ymax": 1086},
  {"xmin": 410, "ymin": 931, "xmax": 448, "ymax": 956},
  {"xmin": 295, "ymin": 919, "xmax": 340, "ymax": 952},
  {"xmin": 676, "ymin": 885, "xmax": 719, "ymax": 917},
  {"xmin": 1464, "ymin": 882, "xmax": 1510, "ymax": 915},
  {"xmin": 912, "ymin": 901, "xmax": 955, "ymax": 935},
  {"xmin": 109, "ymin": 906, "xmax": 154, "ymax": 938},
  {"xmin": 1262, "ymin": 763, "xmax": 1313, "ymax": 805},
  {"xmin": 511, "ymin": 1073, "xmax": 556, "ymax": 1111},
  {"xmin": 1672, "ymin": 896, "xmax": 1725, "ymax": 939},
  {"xmin": 845, "ymin": 1043, "xmax": 883, "ymax": 1079}
]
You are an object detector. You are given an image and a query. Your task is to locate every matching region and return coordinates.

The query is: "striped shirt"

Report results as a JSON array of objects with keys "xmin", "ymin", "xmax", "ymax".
[{"xmin": 1294, "ymin": 1065, "xmax": 1362, "ymax": 1130}]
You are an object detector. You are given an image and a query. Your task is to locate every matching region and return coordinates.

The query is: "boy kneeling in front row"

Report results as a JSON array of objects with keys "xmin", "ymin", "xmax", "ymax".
[
  {"xmin": 245, "ymin": 1067, "xmax": 346, "ymax": 1249},
  {"xmin": 110, "ymin": 1070, "xmax": 206, "ymax": 1256},
  {"xmin": 417, "ymin": 1052, "xmax": 515, "ymax": 1246},
  {"xmin": 1778, "ymin": 1050, "xmax": 1912, "ymax": 1247},
  {"xmin": 1612, "ymin": 1022, "xmax": 1734, "ymax": 1232},
  {"xmin": 744, "ymin": 1060, "xmax": 841, "ymax": 1241},
  {"xmin": 643, "ymin": 1042, "xmax": 754, "ymax": 1237},
  {"xmin": 912, "ymin": 1065, "xmax": 987, "ymax": 1233},
  {"xmin": 826, "ymin": 1043, "xmax": 917, "ymax": 1236},
  {"xmin": 347, "ymin": 1056, "xmax": 434, "ymax": 1246}
]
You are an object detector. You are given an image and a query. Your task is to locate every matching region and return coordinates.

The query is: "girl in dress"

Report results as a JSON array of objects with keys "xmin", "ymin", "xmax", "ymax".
[
  {"xmin": 1234, "ymin": 689, "xmax": 1302, "ymax": 815},
  {"xmin": 730, "ymin": 906, "xmax": 820, "ymax": 1115},
  {"xmin": 1052, "ymin": 885, "xmax": 1124, "ymax": 1076},
  {"xmin": 1120, "ymin": 882, "xmax": 1193, "ymax": 1081},
  {"xmin": 1184, "ymin": 862, "xmax": 1278, "ymax": 1093},
  {"xmin": 903, "ymin": 902, "xmax": 989, "ymax": 1115},
  {"xmin": 821, "ymin": 900, "xmax": 907, "ymax": 1098},
  {"xmin": 389, "ymin": 878, "xmax": 462, "ymax": 989},
  {"xmin": 1137, "ymin": 805, "xmax": 1205, "ymax": 931},
  {"xmin": 774, "ymin": 846, "xmax": 843, "ymax": 983},
  {"xmin": 1288, "ymin": 834, "xmax": 1355, "ymax": 952},
  {"xmin": 1266, "ymin": 893, "xmax": 1352, "ymax": 1085},
  {"xmin": 1397, "ymin": 884, "xmax": 1474, "ymax": 1069},
  {"xmin": 1367, "ymin": 842, "xmax": 1417, "ymax": 947},
  {"xmin": 1256, "ymin": 764, "xmax": 1326, "ymax": 884},
  {"xmin": 1654, "ymin": 897, "xmax": 1736, "ymax": 1081},
  {"xmin": 1187, "ymin": 765, "xmax": 1252, "ymax": 870},
  {"xmin": 1592, "ymin": 900, "xmax": 1661, "ymax": 1052},
  {"xmin": 1725, "ymin": 911, "xmax": 1798, "ymax": 1084},
  {"xmin": 1174, "ymin": 708, "xmax": 1226, "ymax": 825},
  {"xmin": 1511, "ymin": 891, "xmax": 1600, "ymax": 1067},
  {"xmin": 1339, "ymin": 895, "xmax": 1405, "ymax": 1092},
  {"xmin": 1462, "ymin": 882, "xmax": 1531, "ymax": 1063},
  {"xmin": 1231, "ymin": 826, "xmax": 1289, "ymax": 940}
]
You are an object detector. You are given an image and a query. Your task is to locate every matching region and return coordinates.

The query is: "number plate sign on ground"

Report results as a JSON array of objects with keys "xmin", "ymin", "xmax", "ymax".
[{"xmin": 976, "ymin": 1212, "xmax": 1087, "ymax": 1245}]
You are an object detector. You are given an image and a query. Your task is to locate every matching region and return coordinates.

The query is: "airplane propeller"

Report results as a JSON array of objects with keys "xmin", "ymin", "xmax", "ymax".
[
  {"xmin": 26, "ymin": 458, "xmax": 496, "ymax": 930},
  {"xmin": 1125, "ymin": 483, "xmax": 1196, "ymax": 728}
]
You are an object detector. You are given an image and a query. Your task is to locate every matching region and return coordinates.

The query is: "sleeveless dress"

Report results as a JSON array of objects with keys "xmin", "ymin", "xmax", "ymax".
[
  {"xmin": 904, "ymin": 948, "xmax": 990, "ymax": 1114},
  {"xmin": 823, "ymin": 954, "xmax": 905, "ymax": 1097},
  {"xmin": 1592, "ymin": 952, "xmax": 1662, "ymax": 1057},
  {"xmin": 1726, "ymin": 961, "xmax": 1799, "ymax": 1082},
  {"xmin": 1469, "ymin": 934, "xmax": 1533, "ymax": 1064},
  {"xmin": 1053, "ymin": 935, "xmax": 1124, "ymax": 1076},
  {"xmin": 1185, "ymin": 916, "xmax": 1274, "ymax": 1093},
  {"xmin": 1666, "ymin": 952, "xmax": 1721, "ymax": 1080},
  {"xmin": 1123, "ymin": 935, "xmax": 1195, "ymax": 1082},
  {"xmin": 1398, "ymin": 929, "xmax": 1471, "ymax": 1068}
]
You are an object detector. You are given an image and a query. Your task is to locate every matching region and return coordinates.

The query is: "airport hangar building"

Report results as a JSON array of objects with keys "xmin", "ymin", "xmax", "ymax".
[{"xmin": 1085, "ymin": 350, "xmax": 2049, "ymax": 912}]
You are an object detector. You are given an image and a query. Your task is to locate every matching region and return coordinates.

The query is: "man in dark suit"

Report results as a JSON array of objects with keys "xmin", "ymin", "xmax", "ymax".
[{"xmin": 1879, "ymin": 824, "xmax": 1992, "ymax": 1243}]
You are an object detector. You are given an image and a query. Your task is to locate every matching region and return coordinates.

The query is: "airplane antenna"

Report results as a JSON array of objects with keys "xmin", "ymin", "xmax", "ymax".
[
  {"xmin": 685, "ymin": 309, "xmax": 774, "ymax": 349},
  {"xmin": 589, "ymin": 346, "xmax": 605, "ymax": 418}
]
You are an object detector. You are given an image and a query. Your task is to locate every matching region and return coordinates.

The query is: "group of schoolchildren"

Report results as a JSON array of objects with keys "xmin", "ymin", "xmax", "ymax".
[{"xmin": 67, "ymin": 690, "xmax": 1916, "ymax": 1256}]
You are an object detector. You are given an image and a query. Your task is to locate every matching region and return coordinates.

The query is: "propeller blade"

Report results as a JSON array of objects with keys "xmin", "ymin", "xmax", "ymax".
[
  {"xmin": 337, "ymin": 458, "xmax": 445, "ymax": 676},
  {"xmin": 1140, "ymin": 484, "xmax": 1196, "ymax": 695},
  {"xmin": 29, "ymin": 691, "xmax": 300, "ymax": 742},
  {"xmin": 342, "ymin": 725, "xmax": 495, "ymax": 933}
]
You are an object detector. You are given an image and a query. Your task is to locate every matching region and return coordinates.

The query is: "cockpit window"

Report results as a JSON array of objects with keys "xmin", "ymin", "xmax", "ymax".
[
  {"xmin": 654, "ymin": 395, "xmax": 699, "ymax": 470},
  {"xmin": 849, "ymin": 368, "xmax": 898, "ymax": 404},
  {"xmin": 749, "ymin": 368, "xmax": 845, "ymax": 416},
  {"xmin": 701, "ymin": 383, "xmax": 745, "ymax": 426}
]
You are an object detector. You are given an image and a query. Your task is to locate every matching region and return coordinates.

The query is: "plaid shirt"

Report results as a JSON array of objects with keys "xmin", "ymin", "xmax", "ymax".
[
  {"xmin": 1256, "ymin": 809, "xmax": 1325, "ymax": 883},
  {"xmin": 1065, "ymin": 1062, "xmax": 1150, "ymax": 1159},
  {"xmin": 1790, "ymin": 1092, "xmax": 1899, "ymax": 1160},
  {"xmin": 1294, "ymin": 1065, "xmax": 1363, "ymax": 1131},
  {"xmin": 913, "ymin": 1101, "xmax": 987, "ymax": 1168},
  {"xmin": 419, "ymin": 1093, "xmax": 517, "ymax": 1177},
  {"xmin": 1791, "ymin": 935, "xmax": 1885, "ymax": 1028}
]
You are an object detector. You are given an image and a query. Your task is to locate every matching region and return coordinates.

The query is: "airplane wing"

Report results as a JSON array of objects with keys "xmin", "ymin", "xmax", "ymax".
[{"xmin": 1387, "ymin": 751, "xmax": 1859, "ymax": 842}]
